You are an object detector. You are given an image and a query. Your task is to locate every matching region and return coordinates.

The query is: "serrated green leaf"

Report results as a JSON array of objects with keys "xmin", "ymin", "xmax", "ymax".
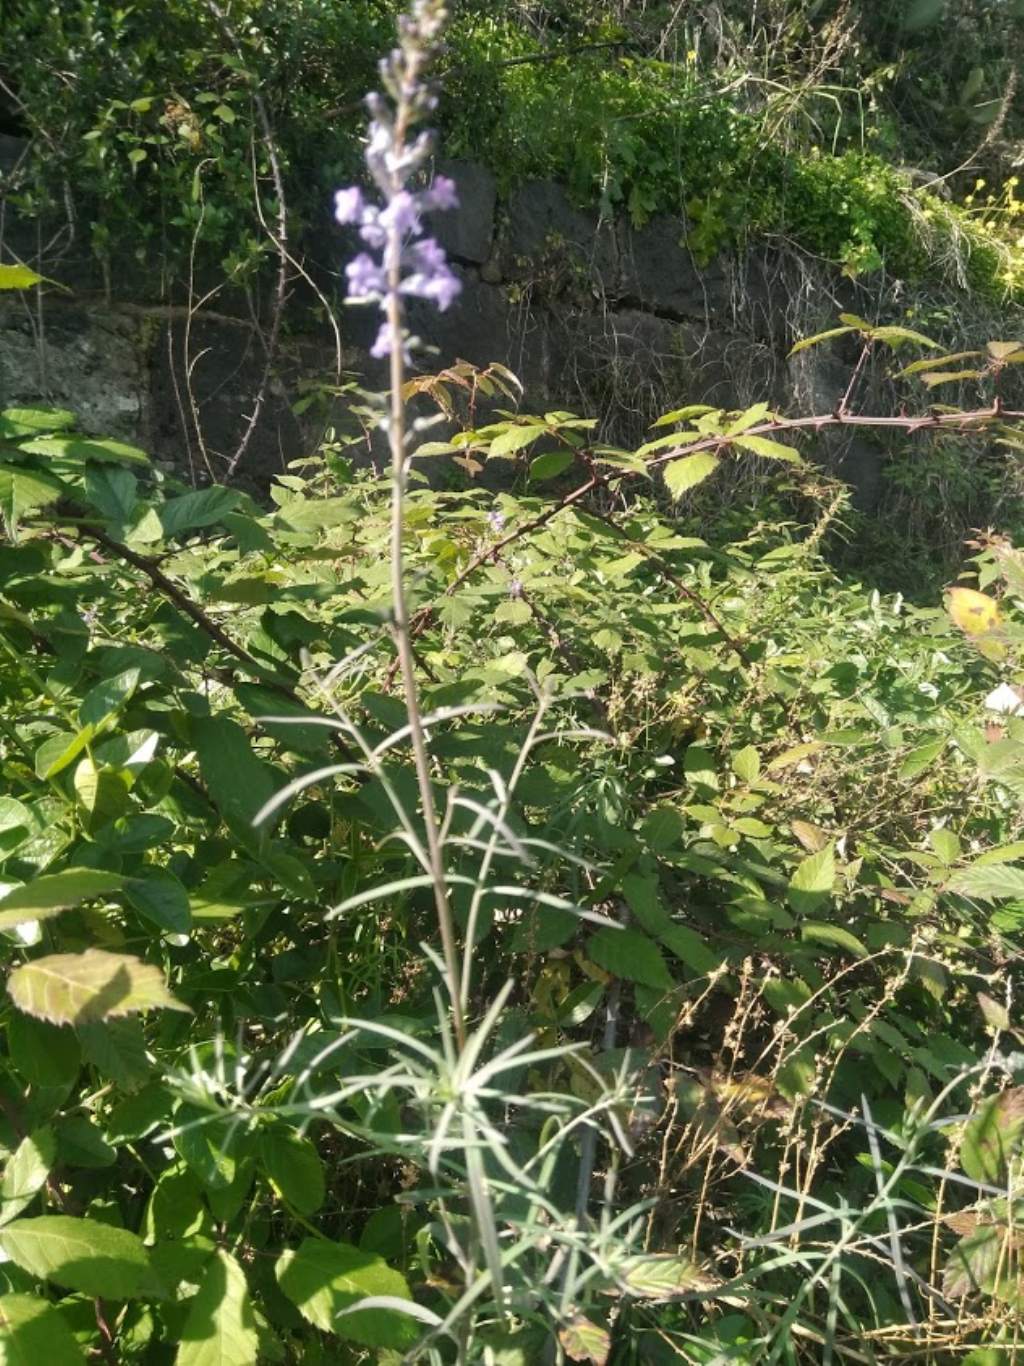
[
  {"xmin": 56, "ymin": 1115, "xmax": 116, "ymax": 1169},
  {"xmin": 588, "ymin": 927, "xmax": 674, "ymax": 989},
  {"xmin": 83, "ymin": 465, "xmax": 137, "ymax": 526},
  {"xmin": 897, "ymin": 351, "xmax": 982, "ymax": 377},
  {"xmin": 172, "ymin": 1107, "xmax": 241, "ymax": 1191},
  {"xmin": 0, "ymin": 1129, "xmax": 57, "ymax": 1228},
  {"xmin": 8, "ymin": 949, "xmax": 188, "ymax": 1025},
  {"xmin": 0, "ymin": 407, "xmax": 76, "ymax": 436},
  {"xmin": 899, "ymin": 738, "xmax": 945, "ymax": 779},
  {"xmin": 731, "ymin": 745, "xmax": 760, "ymax": 782},
  {"xmin": 619, "ymin": 1253, "xmax": 720, "ymax": 1298},
  {"xmin": 0, "ymin": 1292, "xmax": 86, "ymax": 1364},
  {"xmin": 0, "ymin": 870, "xmax": 124, "ymax": 927},
  {"xmin": 0, "ymin": 1215, "xmax": 150, "ymax": 1298},
  {"xmin": 0, "ymin": 266, "xmax": 43, "ymax": 291},
  {"xmin": 78, "ymin": 1018, "xmax": 152, "ymax": 1088},
  {"xmin": 664, "ymin": 453, "xmax": 719, "ymax": 500},
  {"xmin": 487, "ymin": 424, "xmax": 547, "ymax": 458},
  {"xmin": 920, "ymin": 369, "xmax": 984, "ymax": 388},
  {"xmin": 733, "ymin": 434, "xmax": 802, "ymax": 463},
  {"xmin": 725, "ymin": 402, "xmax": 771, "ymax": 435},
  {"xmin": 868, "ymin": 325, "xmax": 940, "ymax": 349},
  {"xmin": 259, "ymin": 1129, "xmax": 325, "ymax": 1216},
  {"xmin": 275, "ymin": 1238, "xmax": 418, "ymax": 1348},
  {"xmin": 175, "ymin": 1248, "xmax": 259, "ymax": 1366},
  {"xmin": 529, "ymin": 450, "xmax": 573, "ymax": 482},
  {"xmin": 20, "ymin": 436, "xmax": 148, "ymax": 466},
  {"xmin": 800, "ymin": 921, "xmax": 868, "ymax": 958},
  {"xmin": 122, "ymin": 869, "xmax": 191, "ymax": 935},
  {"xmin": 158, "ymin": 487, "xmax": 240, "ymax": 539},
  {"xmin": 788, "ymin": 324, "xmax": 854, "ymax": 355},
  {"xmin": 788, "ymin": 845, "xmax": 835, "ymax": 913},
  {"xmin": 947, "ymin": 863, "xmax": 1024, "ymax": 902},
  {"xmin": 0, "ymin": 467, "xmax": 64, "ymax": 537},
  {"xmin": 961, "ymin": 1088, "xmax": 1024, "ymax": 1184},
  {"xmin": 6, "ymin": 1014, "xmax": 80, "ymax": 1087}
]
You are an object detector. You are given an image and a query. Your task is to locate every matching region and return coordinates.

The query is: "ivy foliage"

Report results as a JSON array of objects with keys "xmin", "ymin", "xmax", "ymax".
[{"xmin": 2, "ymin": 0, "xmax": 1023, "ymax": 297}]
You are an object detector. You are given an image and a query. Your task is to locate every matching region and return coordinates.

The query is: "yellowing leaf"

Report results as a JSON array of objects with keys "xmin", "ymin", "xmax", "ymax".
[
  {"xmin": 0, "ymin": 265, "xmax": 43, "ymax": 291},
  {"xmin": 8, "ymin": 949, "xmax": 189, "ymax": 1025},
  {"xmin": 559, "ymin": 1315, "xmax": 610, "ymax": 1365},
  {"xmin": 766, "ymin": 741, "xmax": 824, "ymax": 771},
  {"xmin": 947, "ymin": 586, "xmax": 1000, "ymax": 636}
]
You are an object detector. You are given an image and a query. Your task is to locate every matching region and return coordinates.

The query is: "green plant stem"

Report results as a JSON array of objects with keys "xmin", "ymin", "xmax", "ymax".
[{"xmin": 383, "ymin": 134, "xmax": 466, "ymax": 1057}]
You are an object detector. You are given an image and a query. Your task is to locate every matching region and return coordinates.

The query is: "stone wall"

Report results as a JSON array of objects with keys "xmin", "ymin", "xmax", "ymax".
[{"xmin": 0, "ymin": 145, "xmax": 886, "ymax": 496}]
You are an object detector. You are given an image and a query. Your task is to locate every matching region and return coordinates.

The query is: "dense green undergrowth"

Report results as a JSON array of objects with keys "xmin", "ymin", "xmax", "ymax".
[
  {"xmin": 3, "ymin": 1, "xmax": 1023, "ymax": 298},
  {"xmin": 1, "ymin": 340, "xmax": 1024, "ymax": 1358}
]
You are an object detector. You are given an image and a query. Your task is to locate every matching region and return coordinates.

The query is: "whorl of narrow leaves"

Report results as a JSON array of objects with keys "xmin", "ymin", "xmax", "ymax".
[{"xmin": 7, "ymin": 950, "xmax": 188, "ymax": 1026}]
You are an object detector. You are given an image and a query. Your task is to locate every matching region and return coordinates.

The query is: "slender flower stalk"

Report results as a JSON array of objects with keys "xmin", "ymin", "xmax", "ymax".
[{"xmin": 335, "ymin": 0, "xmax": 466, "ymax": 1049}]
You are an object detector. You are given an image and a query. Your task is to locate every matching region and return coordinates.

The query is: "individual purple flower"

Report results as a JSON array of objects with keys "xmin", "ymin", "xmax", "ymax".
[
  {"xmin": 509, "ymin": 578, "xmax": 523, "ymax": 599},
  {"xmin": 334, "ymin": 187, "xmax": 365, "ymax": 225},
  {"xmin": 370, "ymin": 323, "xmax": 393, "ymax": 359},
  {"xmin": 380, "ymin": 189, "xmax": 421, "ymax": 237},
  {"xmin": 487, "ymin": 508, "xmax": 506, "ymax": 534},
  {"xmin": 402, "ymin": 237, "xmax": 461, "ymax": 310},
  {"xmin": 422, "ymin": 174, "xmax": 458, "ymax": 212},
  {"xmin": 345, "ymin": 252, "xmax": 387, "ymax": 299},
  {"xmin": 358, "ymin": 210, "xmax": 386, "ymax": 250}
]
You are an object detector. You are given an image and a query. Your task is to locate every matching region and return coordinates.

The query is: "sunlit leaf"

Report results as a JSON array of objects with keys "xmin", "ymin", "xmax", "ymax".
[
  {"xmin": 947, "ymin": 586, "xmax": 1000, "ymax": 636},
  {"xmin": 176, "ymin": 1248, "xmax": 259, "ymax": 1366},
  {"xmin": 0, "ymin": 1292, "xmax": 86, "ymax": 1364},
  {"xmin": 276, "ymin": 1238, "xmax": 418, "ymax": 1348},
  {"xmin": 663, "ymin": 452, "xmax": 719, "ymax": 500},
  {"xmin": 788, "ymin": 325, "xmax": 854, "ymax": 355},
  {"xmin": 0, "ymin": 1216, "xmax": 151, "ymax": 1298},
  {"xmin": 733, "ymin": 434, "xmax": 802, "ymax": 463},
  {"xmin": 8, "ymin": 949, "xmax": 188, "ymax": 1025}
]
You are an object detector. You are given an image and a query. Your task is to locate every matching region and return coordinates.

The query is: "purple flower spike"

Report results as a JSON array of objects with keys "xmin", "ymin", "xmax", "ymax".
[
  {"xmin": 334, "ymin": 0, "xmax": 460, "ymax": 363},
  {"xmin": 345, "ymin": 252, "xmax": 387, "ymax": 299}
]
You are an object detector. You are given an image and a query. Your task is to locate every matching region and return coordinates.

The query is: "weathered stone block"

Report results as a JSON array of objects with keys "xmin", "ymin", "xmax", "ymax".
[
  {"xmin": 503, "ymin": 180, "xmax": 618, "ymax": 298},
  {"xmin": 428, "ymin": 159, "xmax": 497, "ymax": 265}
]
